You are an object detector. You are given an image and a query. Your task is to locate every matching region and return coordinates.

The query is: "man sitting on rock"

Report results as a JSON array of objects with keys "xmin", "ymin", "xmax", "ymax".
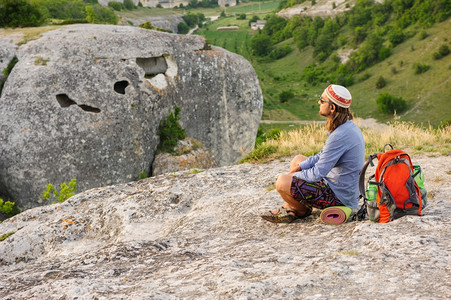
[{"xmin": 261, "ymin": 84, "xmax": 365, "ymax": 223}]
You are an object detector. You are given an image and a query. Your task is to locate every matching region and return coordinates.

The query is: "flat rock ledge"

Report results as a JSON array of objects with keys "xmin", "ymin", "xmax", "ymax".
[{"xmin": 0, "ymin": 155, "xmax": 450, "ymax": 299}]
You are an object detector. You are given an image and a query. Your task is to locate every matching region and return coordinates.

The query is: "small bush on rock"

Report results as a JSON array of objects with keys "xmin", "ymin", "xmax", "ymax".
[
  {"xmin": 157, "ymin": 106, "xmax": 186, "ymax": 155},
  {"xmin": 0, "ymin": 198, "xmax": 21, "ymax": 220},
  {"xmin": 42, "ymin": 179, "xmax": 77, "ymax": 204}
]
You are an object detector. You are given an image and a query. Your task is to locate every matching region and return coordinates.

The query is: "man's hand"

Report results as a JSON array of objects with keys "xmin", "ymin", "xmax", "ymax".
[{"xmin": 289, "ymin": 164, "xmax": 301, "ymax": 174}]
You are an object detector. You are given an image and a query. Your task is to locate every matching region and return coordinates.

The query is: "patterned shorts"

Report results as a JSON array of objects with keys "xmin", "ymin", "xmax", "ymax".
[{"xmin": 290, "ymin": 177, "xmax": 343, "ymax": 209}]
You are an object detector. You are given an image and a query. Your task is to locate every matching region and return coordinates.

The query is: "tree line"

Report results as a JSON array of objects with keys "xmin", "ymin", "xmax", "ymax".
[{"xmin": 0, "ymin": 0, "xmax": 142, "ymax": 27}]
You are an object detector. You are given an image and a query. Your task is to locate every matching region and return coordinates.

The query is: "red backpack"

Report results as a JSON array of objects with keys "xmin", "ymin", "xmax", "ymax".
[{"xmin": 358, "ymin": 144, "xmax": 424, "ymax": 223}]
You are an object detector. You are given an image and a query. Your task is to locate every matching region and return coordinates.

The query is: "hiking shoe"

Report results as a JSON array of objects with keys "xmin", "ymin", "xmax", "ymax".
[{"xmin": 261, "ymin": 207, "xmax": 297, "ymax": 223}]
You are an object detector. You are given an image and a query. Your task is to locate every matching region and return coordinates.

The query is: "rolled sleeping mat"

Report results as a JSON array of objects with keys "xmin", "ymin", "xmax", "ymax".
[{"xmin": 320, "ymin": 206, "xmax": 353, "ymax": 225}]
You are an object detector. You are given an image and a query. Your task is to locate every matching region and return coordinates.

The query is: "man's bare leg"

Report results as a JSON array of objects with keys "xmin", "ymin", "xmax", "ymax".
[{"xmin": 272, "ymin": 155, "xmax": 310, "ymax": 217}]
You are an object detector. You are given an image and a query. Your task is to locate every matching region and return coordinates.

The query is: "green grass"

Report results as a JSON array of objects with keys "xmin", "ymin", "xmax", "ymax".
[
  {"xmin": 197, "ymin": 16, "xmax": 451, "ymax": 127},
  {"xmin": 186, "ymin": 0, "xmax": 280, "ymax": 17},
  {"xmin": 196, "ymin": 18, "xmax": 253, "ymax": 60},
  {"xmin": 348, "ymin": 21, "xmax": 451, "ymax": 126}
]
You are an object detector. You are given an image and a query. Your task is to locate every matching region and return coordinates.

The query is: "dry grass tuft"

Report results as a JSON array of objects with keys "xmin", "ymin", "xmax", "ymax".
[{"xmin": 242, "ymin": 122, "xmax": 451, "ymax": 163}]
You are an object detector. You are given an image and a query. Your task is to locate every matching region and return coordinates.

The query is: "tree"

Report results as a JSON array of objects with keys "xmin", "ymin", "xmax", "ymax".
[
  {"xmin": 262, "ymin": 14, "xmax": 287, "ymax": 44},
  {"xmin": 108, "ymin": 1, "xmax": 123, "ymax": 11},
  {"xmin": 123, "ymin": 0, "xmax": 136, "ymax": 10},
  {"xmin": 177, "ymin": 22, "xmax": 189, "ymax": 34},
  {"xmin": 85, "ymin": 5, "xmax": 118, "ymax": 24},
  {"xmin": 248, "ymin": 15, "xmax": 260, "ymax": 27},
  {"xmin": 293, "ymin": 26, "xmax": 309, "ymax": 50},
  {"xmin": 183, "ymin": 13, "xmax": 199, "ymax": 27},
  {"xmin": 388, "ymin": 28, "xmax": 405, "ymax": 46},
  {"xmin": 0, "ymin": 0, "xmax": 44, "ymax": 27},
  {"xmin": 37, "ymin": 0, "xmax": 87, "ymax": 20},
  {"xmin": 250, "ymin": 34, "xmax": 272, "ymax": 56}
]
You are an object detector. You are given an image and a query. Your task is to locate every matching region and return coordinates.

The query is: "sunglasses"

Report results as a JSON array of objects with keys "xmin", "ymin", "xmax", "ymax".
[{"xmin": 319, "ymin": 97, "xmax": 334, "ymax": 105}]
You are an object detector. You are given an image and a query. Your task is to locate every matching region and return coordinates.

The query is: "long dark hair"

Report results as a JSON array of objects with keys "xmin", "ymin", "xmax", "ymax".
[{"xmin": 326, "ymin": 104, "xmax": 354, "ymax": 132}]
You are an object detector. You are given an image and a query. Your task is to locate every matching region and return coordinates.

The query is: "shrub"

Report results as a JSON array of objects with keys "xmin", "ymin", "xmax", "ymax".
[
  {"xmin": 250, "ymin": 34, "xmax": 272, "ymax": 56},
  {"xmin": 239, "ymin": 144, "xmax": 278, "ymax": 163},
  {"xmin": 388, "ymin": 28, "xmax": 405, "ymax": 46},
  {"xmin": 108, "ymin": 1, "xmax": 123, "ymax": 11},
  {"xmin": 123, "ymin": 0, "xmax": 136, "ymax": 10},
  {"xmin": 418, "ymin": 30, "xmax": 428, "ymax": 40},
  {"xmin": 0, "ymin": 198, "xmax": 21, "ymax": 219},
  {"xmin": 85, "ymin": 5, "xmax": 118, "ymax": 24},
  {"xmin": 433, "ymin": 44, "xmax": 450, "ymax": 60},
  {"xmin": 139, "ymin": 21, "xmax": 154, "ymax": 30},
  {"xmin": 157, "ymin": 106, "xmax": 186, "ymax": 154},
  {"xmin": 376, "ymin": 76, "xmax": 386, "ymax": 89},
  {"xmin": 139, "ymin": 171, "xmax": 148, "ymax": 179},
  {"xmin": 376, "ymin": 93, "xmax": 407, "ymax": 114},
  {"xmin": 269, "ymin": 45, "xmax": 292, "ymax": 60},
  {"xmin": 413, "ymin": 62, "xmax": 430, "ymax": 74},
  {"xmin": 177, "ymin": 22, "xmax": 189, "ymax": 34},
  {"xmin": 42, "ymin": 179, "xmax": 77, "ymax": 203},
  {"xmin": 237, "ymin": 13, "xmax": 246, "ymax": 20},
  {"xmin": 0, "ymin": 0, "xmax": 45, "ymax": 27},
  {"xmin": 255, "ymin": 127, "xmax": 281, "ymax": 146},
  {"xmin": 439, "ymin": 45, "xmax": 450, "ymax": 57},
  {"xmin": 279, "ymin": 90, "xmax": 294, "ymax": 103}
]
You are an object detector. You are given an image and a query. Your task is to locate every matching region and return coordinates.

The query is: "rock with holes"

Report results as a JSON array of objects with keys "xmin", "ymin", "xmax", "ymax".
[{"xmin": 0, "ymin": 24, "xmax": 263, "ymax": 209}]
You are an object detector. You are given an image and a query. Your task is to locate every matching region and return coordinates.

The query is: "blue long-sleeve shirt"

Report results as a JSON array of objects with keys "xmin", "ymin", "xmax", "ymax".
[{"xmin": 293, "ymin": 120, "xmax": 365, "ymax": 208}]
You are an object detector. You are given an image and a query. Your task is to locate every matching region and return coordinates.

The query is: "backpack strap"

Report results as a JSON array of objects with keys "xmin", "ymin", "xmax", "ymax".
[
  {"xmin": 355, "ymin": 153, "xmax": 379, "ymax": 221},
  {"xmin": 358, "ymin": 153, "xmax": 379, "ymax": 201}
]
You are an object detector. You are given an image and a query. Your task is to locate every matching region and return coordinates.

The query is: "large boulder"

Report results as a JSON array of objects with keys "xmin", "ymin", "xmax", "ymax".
[{"xmin": 0, "ymin": 24, "xmax": 263, "ymax": 209}]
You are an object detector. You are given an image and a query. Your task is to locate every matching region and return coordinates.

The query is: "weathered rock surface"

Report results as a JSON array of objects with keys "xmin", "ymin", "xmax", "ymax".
[
  {"xmin": 125, "ymin": 15, "xmax": 186, "ymax": 33},
  {"xmin": 0, "ymin": 24, "xmax": 263, "ymax": 209},
  {"xmin": 152, "ymin": 138, "xmax": 216, "ymax": 176},
  {"xmin": 0, "ymin": 39, "xmax": 17, "ymax": 83},
  {"xmin": 278, "ymin": 0, "xmax": 352, "ymax": 19},
  {"xmin": 0, "ymin": 154, "xmax": 450, "ymax": 299}
]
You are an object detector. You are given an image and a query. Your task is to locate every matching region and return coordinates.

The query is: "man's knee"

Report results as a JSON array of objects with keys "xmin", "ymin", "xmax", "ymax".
[
  {"xmin": 291, "ymin": 154, "xmax": 307, "ymax": 165},
  {"xmin": 276, "ymin": 174, "xmax": 291, "ymax": 193}
]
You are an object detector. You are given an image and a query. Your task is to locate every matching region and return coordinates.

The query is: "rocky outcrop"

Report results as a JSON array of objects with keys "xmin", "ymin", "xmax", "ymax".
[
  {"xmin": 152, "ymin": 138, "xmax": 216, "ymax": 176},
  {"xmin": 0, "ymin": 154, "xmax": 450, "ymax": 298},
  {"xmin": 0, "ymin": 24, "xmax": 263, "ymax": 209},
  {"xmin": 278, "ymin": 0, "xmax": 352, "ymax": 19},
  {"xmin": 125, "ymin": 15, "xmax": 186, "ymax": 33}
]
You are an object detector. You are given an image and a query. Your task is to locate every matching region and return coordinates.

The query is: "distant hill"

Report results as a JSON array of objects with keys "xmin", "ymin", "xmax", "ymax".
[{"xmin": 195, "ymin": 0, "xmax": 451, "ymax": 127}]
